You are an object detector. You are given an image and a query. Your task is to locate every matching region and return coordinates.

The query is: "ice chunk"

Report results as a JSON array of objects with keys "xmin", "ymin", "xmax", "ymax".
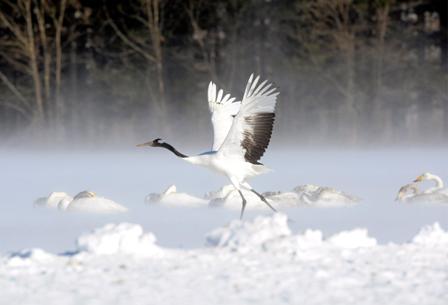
[{"xmin": 76, "ymin": 223, "xmax": 162, "ymax": 257}]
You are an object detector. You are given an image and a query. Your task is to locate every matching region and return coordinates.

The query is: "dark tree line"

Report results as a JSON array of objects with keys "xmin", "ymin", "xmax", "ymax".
[{"xmin": 0, "ymin": 0, "xmax": 447, "ymax": 146}]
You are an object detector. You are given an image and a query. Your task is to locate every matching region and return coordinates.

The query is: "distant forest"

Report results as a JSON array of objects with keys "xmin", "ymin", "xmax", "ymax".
[{"xmin": 0, "ymin": 0, "xmax": 447, "ymax": 147}]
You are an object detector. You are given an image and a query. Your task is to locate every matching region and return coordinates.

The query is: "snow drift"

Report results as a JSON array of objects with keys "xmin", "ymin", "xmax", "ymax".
[{"xmin": 2, "ymin": 215, "xmax": 448, "ymax": 305}]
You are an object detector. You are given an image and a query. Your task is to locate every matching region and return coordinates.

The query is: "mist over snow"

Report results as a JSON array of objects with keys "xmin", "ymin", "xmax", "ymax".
[{"xmin": 0, "ymin": 148, "xmax": 447, "ymax": 253}]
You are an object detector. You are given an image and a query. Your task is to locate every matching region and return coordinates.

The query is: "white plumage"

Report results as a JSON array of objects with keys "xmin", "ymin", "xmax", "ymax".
[
  {"xmin": 396, "ymin": 173, "xmax": 448, "ymax": 204},
  {"xmin": 138, "ymin": 74, "xmax": 279, "ymax": 218}
]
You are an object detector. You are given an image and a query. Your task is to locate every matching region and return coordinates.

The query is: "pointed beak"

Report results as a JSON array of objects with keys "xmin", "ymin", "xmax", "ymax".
[
  {"xmin": 413, "ymin": 176, "xmax": 423, "ymax": 182},
  {"xmin": 136, "ymin": 142, "xmax": 152, "ymax": 147}
]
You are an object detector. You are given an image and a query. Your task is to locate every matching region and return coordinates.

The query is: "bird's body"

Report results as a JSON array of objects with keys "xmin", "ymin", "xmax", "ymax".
[
  {"xmin": 34, "ymin": 192, "xmax": 73, "ymax": 209},
  {"xmin": 293, "ymin": 184, "xmax": 360, "ymax": 206},
  {"xmin": 145, "ymin": 185, "xmax": 208, "ymax": 207},
  {"xmin": 66, "ymin": 191, "xmax": 128, "ymax": 213},
  {"xmin": 414, "ymin": 172, "xmax": 448, "ymax": 195},
  {"xmin": 396, "ymin": 173, "xmax": 448, "ymax": 204},
  {"xmin": 138, "ymin": 74, "xmax": 278, "ymax": 218},
  {"xmin": 185, "ymin": 152, "xmax": 270, "ymax": 182}
]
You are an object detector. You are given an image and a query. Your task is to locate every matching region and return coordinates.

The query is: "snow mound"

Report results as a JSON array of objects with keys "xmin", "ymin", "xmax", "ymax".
[
  {"xmin": 205, "ymin": 213, "xmax": 291, "ymax": 251},
  {"xmin": 206, "ymin": 214, "xmax": 378, "ymax": 254},
  {"xmin": 412, "ymin": 222, "xmax": 448, "ymax": 246},
  {"xmin": 7, "ymin": 248, "xmax": 55, "ymax": 267},
  {"xmin": 76, "ymin": 223, "xmax": 162, "ymax": 257},
  {"xmin": 328, "ymin": 229, "xmax": 377, "ymax": 248}
]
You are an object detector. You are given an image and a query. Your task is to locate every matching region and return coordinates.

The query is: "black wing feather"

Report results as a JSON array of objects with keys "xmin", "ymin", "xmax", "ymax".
[{"xmin": 241, "ymin": 113, "xmax": 275, "ymax": 165}]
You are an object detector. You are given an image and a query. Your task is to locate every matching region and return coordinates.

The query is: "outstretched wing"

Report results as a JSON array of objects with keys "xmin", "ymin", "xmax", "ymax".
[
  {"xmin": 208, "ymin": 81, "xmax": 241, "ymax": 151},
  {"xmin": 218, "ymin": 74, "xmax": 278, "ymax": 164}
]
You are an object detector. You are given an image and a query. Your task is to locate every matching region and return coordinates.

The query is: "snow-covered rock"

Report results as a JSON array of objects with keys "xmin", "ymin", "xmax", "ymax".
[
  {"xmin": 76, "ymin": 223, "xmax": 162, "ymax": 257},
  {"xmin": 145, "ymin": 185, "xmax": 208, "ymax": 207}
]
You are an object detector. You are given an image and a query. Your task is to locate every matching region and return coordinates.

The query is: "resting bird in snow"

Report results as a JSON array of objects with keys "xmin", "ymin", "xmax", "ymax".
[
  {"xmin": 145, "ymin": 185, "xmax": 208, "ymax": 207},
  {"xmin": 413, "ymin": 172, "xmax": 448, "ymax": 195},
  {"xmin": 395, "ymin": 182, "xmax": 448, "ymax": 204},
  {"xmin": 64, "ymin": 191, "xmax": 128, "ymax": 213},
  {"xmin": 138, "ymin": 74, "xmax": 278, "ymax": 218},
  {"xmin": 293, "ymin": 184, "xmax": 360, "ymax": 205},
  {"xmin": 395, "ymin": 183, "xmax": 420, "ymax": 202},
  {"xmin": 394, "ymin": 173, "xmax": 448, "ymax": 204},
  {"xmin": 34, "ymin": 192, "xmax": 73, "ymax": 209}
]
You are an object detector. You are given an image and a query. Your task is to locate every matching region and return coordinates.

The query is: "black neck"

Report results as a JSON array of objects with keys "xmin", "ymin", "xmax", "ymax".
[{"xmin": 158, "ymin": 142, "xmax": 188, "ymax": 158}]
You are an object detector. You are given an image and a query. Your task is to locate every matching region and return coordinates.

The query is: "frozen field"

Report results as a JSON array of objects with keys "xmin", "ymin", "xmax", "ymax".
[{"xmin": 0, "ymin": 148, "xmax": 447, "ymax": 304}]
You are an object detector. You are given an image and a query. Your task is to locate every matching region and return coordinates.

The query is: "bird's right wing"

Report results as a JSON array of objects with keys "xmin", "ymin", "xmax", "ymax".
[
  {"xmin": 218, "ymin": 74, "xmax": 278, "ymax": 164},
  {"xmin": 208, "ymin": 81, "xmax": 241, "ymax": 151}
]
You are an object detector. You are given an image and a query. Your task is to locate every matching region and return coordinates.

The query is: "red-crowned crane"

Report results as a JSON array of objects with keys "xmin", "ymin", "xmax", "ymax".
[{"xmin": 138, "ymin": 74, "xmax": 279, "ymax": 218}]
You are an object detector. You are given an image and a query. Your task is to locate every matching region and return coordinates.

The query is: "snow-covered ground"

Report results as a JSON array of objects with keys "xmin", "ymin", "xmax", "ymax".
[
  {"xmin": 1, "ymin": 214, "xmax": 447, "ymax": 305},
  {"xmin": 0, "ymin": 148, "xmax": 447, "ymax": 304}
]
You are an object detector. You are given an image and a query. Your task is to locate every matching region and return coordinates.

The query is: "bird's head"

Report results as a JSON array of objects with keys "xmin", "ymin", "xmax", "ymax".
[
  {"xmin": 136, "ymin": 138, "xmax": 164, "ymax": 148},
  {"xmin": 414, "ymin": 172, "xmax": 431, "ymax": 182}
]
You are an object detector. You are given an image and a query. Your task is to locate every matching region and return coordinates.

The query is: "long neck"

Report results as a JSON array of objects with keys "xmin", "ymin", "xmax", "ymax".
[
  {"xmin": 429, "ymin": 175, "xmax": 444, "ymax": 189},
  {"xmin": 158, "ymin": 142, "xmax": 188, "ymax": 158}
]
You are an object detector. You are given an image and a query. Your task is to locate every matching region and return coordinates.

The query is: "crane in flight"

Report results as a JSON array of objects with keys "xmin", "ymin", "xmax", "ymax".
[{"xmin": 138, "ymin": 74, "xmax": 279, "ymax": 218}]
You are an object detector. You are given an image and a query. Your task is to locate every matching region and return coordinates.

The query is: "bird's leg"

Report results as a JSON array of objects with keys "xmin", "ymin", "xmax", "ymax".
[
  {"xmin": 250, "ymin": 189, "xmax": 277, "ymax": 213},
  {"xmin": 238, "ymin": 190, "xmax": 247, "ymax": 219}
]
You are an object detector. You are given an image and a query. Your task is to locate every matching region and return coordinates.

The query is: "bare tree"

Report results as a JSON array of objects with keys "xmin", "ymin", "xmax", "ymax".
[
  {"xmin": 0, "ymin": 0, "xmax": 69, "ymax": 126},
  {"xmin": 0, "ymin": 0, "xmax": 44, "ymax": 121},
  {"xmin": 106, "ymin": 0, "xmax": 167, "ymax": 116}
]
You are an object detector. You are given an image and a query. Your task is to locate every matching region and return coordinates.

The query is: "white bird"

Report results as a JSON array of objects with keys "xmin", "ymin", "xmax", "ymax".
[
  {"xmin": 395, "ymin": 183, "xmax": 420, "ymax": 202},
  {"xmin": 262, "ymin": 191, "xmax": 300, "ymax": 207},
  {"xmin": 293, "ymin": 184, "xmax": 360, "ymax": 206},
  {"xmin": 413, "ymin": 172, "xmax": 448, "ymax": 194},
  {"xmin": 138, "ymin": 74, "xmax": 279, "ymax": 218},
  {"xmin": 396, "ymin": 182, "xmax": 448, "ymax": 204},
  {"xmin": 34, "ymin": 192, "xmax": 73, "ymax": 209},
  {"xmin": 145, "ymin": 185, "xmax": 208, "ymax": 207},
  {"xmin": 64, "ymin": 191, "xmax": 128, "ymax": 213},
  {"xmin": 395, "ymin": 173, "xmax": 448, "ymax": 204}
]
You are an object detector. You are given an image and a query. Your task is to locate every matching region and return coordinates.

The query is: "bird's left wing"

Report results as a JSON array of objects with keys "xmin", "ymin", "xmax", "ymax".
[
  {"xmin": 208, "ymin": 81, "xmax": 241, "ymax": 151},
  {"xmin": 218, "ymin": 74, "xmax": 278, "ymax": 164}
]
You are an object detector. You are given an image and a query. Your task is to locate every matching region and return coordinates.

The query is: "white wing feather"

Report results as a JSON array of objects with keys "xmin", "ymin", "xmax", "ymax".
[
  {"xmin": 208, "ymin": 81, "xmax": 241, "ymax": 151},
  {"xmin": 218, "ymin": 74, "xmax": 278, "ymax": 163}
]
